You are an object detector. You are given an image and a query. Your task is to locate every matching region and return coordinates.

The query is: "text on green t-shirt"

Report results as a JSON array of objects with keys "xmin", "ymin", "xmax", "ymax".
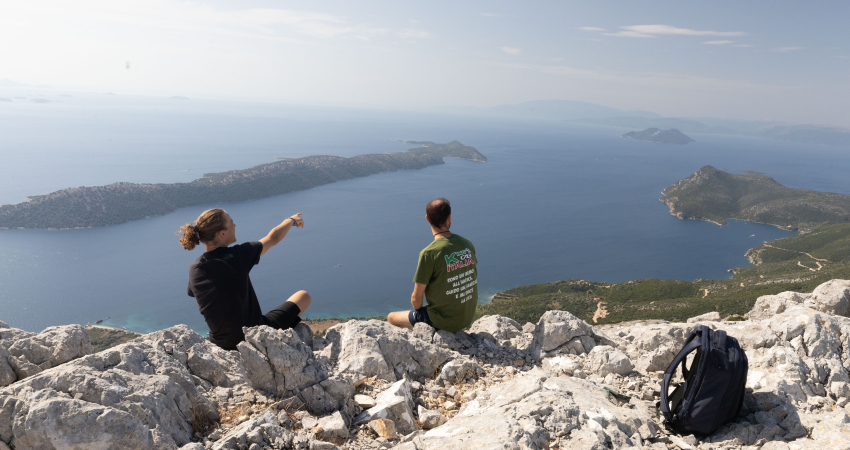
[{"xmin": 412, "ymin": 234, "xmax": 478, "ymax": 332}]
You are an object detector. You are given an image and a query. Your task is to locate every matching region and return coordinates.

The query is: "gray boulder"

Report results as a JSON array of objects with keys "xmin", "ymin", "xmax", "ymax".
[
  {"xmin": 749, "ymin": 291, "xmax": 808, "ymax": 320},
  {"xmin": 354, "ymin": 378, "xmax": 417, "ymax": 435},
  {"xmin": 468, "ymin": 315, "xmax": 522, "ymax": 346},
  {"xmin": 10, "ymin": 390, "xmax": 154, "ymax": 450},
  {"xmin": 686, "ymin": 311, "xmax": 720, "ymax": 323},
  {"xmin": 529, "ymin": 310, "xmax": 614, "ymax": 361},
  {"xmin": 316, "ymin": 411, "xmax": 349, "ymax": 444},
  {"xmin": 299, "ymin": 375, "xmax": 356, "ymax": 417},
  {"xmin": 241, "ymin": 325, "xmax": 327, "ymax": 397},
  {"xmin": 396, "ymin": 372, "xmax": 655, "ymax": 450},
  {"xmin": 324, "ymin": 320, "xmax": 452, "ymax": 382},
  {"xmin": 588, "ymin": 345, "xmax": 633, "ymax": 376},
  {"xmin": 437, "ymin": 358, "xmax": 484, "ymax": 385},
  {"xmin": 541, "ymin": 356, "xmax": 581, "ymax": 377},
  {"xmin": 187, "ymin": 343, "xmax": 250, "ymax": 388},
  {"xmin": 0, "ymin": 348, "xmax": 16, "ymax": 387},
  {"xmin": 0, "ymin": 326, "xmax": 220, "ymax": 449},
  {"xmin": 0, "ymin": 324, "xmax": 92, "ymax": 385},
  {"xmin": 809, "ymin": 279, "xmax": 850, "ymax": 317}
]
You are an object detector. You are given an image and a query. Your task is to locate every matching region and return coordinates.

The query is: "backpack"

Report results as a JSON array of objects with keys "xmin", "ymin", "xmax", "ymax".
[{"xmin": 659, "ymin": 325, "xmax": 748, "ymax": 435}]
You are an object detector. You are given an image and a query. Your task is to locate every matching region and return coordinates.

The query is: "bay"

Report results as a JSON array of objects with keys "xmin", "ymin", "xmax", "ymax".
[{"xmin": 2, "ymin": 96, "xmax": 847, "ymax": 334}]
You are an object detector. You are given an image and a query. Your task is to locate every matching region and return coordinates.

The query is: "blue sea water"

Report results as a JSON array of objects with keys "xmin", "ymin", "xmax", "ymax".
[{"xmin": 1, "ymin": 94, "xmax": 848, "ymax": 334}]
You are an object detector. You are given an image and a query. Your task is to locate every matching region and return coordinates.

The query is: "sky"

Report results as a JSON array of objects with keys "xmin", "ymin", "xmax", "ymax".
[{"xmin": 1, "ymin": 1, "xmax": 849, "ymax": 125}]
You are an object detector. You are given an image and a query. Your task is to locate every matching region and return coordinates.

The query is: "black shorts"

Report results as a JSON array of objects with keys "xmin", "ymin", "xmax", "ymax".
[
  {"xmin": 262, "ymin": 301, "xmax": 302, "ymax": 330},
  {"xmin": 408, "ymin": 306, "xmax": 432, "ymax": 327}
]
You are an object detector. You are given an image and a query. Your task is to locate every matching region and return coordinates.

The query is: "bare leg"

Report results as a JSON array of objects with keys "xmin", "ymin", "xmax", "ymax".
[
  {"xmin": 387, "ymin": 310, "xmax": 413, "ymax": 328},
  {"xmin": 286, "ymin": 290, "xmax": 311, "ymax": 316}
]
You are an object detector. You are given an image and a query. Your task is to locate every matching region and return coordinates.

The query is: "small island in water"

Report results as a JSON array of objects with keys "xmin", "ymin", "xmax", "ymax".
[
  {"xmin": 623, "ymin": 128, "xmax": 695, "ymax": 144},
  {"xmin": 0, "ymin": 141, "xmax": 486, "ymax": 229}
]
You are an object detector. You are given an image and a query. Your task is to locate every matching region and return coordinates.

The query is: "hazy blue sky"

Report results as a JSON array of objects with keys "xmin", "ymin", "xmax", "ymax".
[{"xmin": 2, "ymin": 1, "xmax": 848, "ymax": 125}]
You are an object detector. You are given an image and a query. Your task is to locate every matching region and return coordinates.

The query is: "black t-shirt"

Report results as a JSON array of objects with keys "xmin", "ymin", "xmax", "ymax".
[{"xmin": 187, "ymin": 241, "xmax": 264, "ymax": 350}]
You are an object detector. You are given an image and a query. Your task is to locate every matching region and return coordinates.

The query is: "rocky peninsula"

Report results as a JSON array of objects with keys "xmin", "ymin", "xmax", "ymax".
[
  {"xmin": 2, "ymin": 280, "xmax": 850, "ymax": 449},
  {"xmin": 623, "ymin": 128, "xmax": 695, "ymax": 144},
  {"xmin": 0, "ymin": 141, "xmax": 486, "ymax": 229},
  {"xmin": 660, "ymin": 166, "xmax": 850, "ymax": 231}
]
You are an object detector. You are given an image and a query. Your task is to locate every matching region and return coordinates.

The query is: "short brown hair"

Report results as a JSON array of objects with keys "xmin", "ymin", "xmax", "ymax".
[
  {"xmin": 426, "ymin": 198, "xmax": 451, "ymax": 228},
  {"xmin": 177, "ymin": 208, "xmax": 229, "ymax": 250}
]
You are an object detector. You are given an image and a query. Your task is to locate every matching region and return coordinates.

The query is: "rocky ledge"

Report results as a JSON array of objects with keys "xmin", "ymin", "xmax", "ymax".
[{"xmin": 1, "ymin": 280, "xmax": 850, "ymax": 450}]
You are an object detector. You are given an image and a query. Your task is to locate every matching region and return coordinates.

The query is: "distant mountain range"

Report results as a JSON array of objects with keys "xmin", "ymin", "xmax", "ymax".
[
  {"xmin": 0, "ymin": 78, "xmax": 53, "ymax": 89},
  {"xmin": 485, "ymin": 100, "xmax": 661, "ymax": 121},
  {"xmin": 576, "ymin": 115, "xmax": 850, "ymax": 144},
  {"xmin": 483, "ymin": 100, "xmax": 850, "ymax": 147}
]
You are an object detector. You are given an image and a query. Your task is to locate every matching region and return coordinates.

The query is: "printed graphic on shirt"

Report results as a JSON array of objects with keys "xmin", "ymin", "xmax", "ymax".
[
  {"xmin": 444, "ymin": 268, "xmax": 477, "ymax": 304},
  {"xmin": 445, "ymin": 248, "xmax": 475, "ymax": 272}
]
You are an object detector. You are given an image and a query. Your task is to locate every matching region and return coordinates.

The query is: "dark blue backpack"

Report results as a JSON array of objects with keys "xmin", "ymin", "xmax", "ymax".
[{"xmin": 659, "ymin": 325, "xmax": 748, "ymax": 435}]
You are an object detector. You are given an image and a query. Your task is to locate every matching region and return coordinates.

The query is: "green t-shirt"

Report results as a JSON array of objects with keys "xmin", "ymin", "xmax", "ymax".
[{"xmin": 413, "ymin": 234, "xmax": 478, "ymax": 332}]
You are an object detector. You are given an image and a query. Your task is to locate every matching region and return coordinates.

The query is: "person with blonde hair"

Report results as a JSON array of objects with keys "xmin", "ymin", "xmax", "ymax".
[{"xmin": 178, "ymin": 208, "xmax": 311, "ymax": 350}]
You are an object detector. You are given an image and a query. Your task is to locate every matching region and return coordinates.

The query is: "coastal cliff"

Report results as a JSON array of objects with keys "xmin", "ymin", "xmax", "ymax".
[
  {"xmin": 0, "ymin": 141, "xmax": 486, "ymax": 229},
  {"xmin": 2, "ymin": 280, "xmax": 850, "ymax": 449}
]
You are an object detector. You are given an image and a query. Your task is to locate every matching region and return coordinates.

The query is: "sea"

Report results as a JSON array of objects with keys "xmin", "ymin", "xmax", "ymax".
[{"xmin": 1, "ymin": 92, "xmax": 849, "ymax": 334}]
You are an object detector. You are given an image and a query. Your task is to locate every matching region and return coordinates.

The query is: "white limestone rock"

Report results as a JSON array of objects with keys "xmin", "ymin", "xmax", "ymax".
[
  {"xmin": 241, "ymin": 325, "xmax": 328, "ymax": 397},
  {"xmin": 316, "ymin": 411, "xmax": 349, "ymax": 444},
  {"xmin": 0, "ymin": 326, "xmax": 220, "ymax": 449},
  {"xmin": 354, "ymin": 378, "xmax": 417, "ymax": 435},
  {"xmin": 529, "ymin": 310, "xmax": 615, "ymax": 361},
  {"xmin": 323, "ymin": 320, "xmax": 452, "ymax": 382},
  {"xmin": 686, "ymin": 311, "xmax": 720, "ymax": 323},
  {"xmin": 541, "ymin": 355, "xmax": 582, "ymax": 377},
  {"xmin": 468, "ymin": 315, "xmax": 522, "ymax": 347},
  {"xmin": 0, "ymin": 324, "xmax": 92, "ymax": 385},
  {"xmin": 437, "ymin": 358, "xmax": 484, "ymax": 385},
  {"xmin": 808, "ymin": 279, "xmax": 850, "ymax": 317},
  {"xmin": 588, "ymin": 345, "xmax": 633, "ymax": 376}
]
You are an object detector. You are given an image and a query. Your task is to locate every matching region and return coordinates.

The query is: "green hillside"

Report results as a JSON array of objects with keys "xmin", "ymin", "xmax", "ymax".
[
  {"xmin": 660, "ymin": 166, "xmax": 850, "ymax": 231},
  {"xmin": 477, "ymin": 223, "xmax": 850, "ymax": 325}
]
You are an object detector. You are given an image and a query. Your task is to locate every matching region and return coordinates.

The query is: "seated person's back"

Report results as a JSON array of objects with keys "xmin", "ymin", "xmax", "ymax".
[
  {"xmin": 387, "ymin": 198, "xmax": 478, "ymax": 333},
  {"xmin": 415, "ymin": 233, "xmax": 478, "ymax": 332}
]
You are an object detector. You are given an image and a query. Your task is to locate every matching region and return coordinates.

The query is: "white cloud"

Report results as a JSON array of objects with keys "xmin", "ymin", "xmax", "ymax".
[
  {"xmin": 578, "ymin": 27, "xmax": 605, "ymax": 32},
  {"xmin": 603, "ymin": 31, "xmax": 656, "ymax": 38},
  {"xmin": 480, "ymin": 13, "xmax": 503, "ymax": 17},
  {"xmin": 480, "ymin": 61, "xmax": 788, "ymax": 94},
  {"xmin": 501, "ymin": 46, "xmax": 521, "ymax": 55},
  {"xmin": 773, "ymin": 46, "xmax": 804, "ymax": 52},
  {"xmin": 620, "ymin": 25, "xmax": 747, "ymax": 37},
  {"xmin": 703, "ymin": 40, "xmax": 733, "ymax": 45}
]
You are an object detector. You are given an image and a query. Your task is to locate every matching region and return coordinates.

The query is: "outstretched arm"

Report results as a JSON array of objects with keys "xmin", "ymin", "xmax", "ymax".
[{"xmin": 259, "ymin": 213, "xmax": 304, "ymax": 256}]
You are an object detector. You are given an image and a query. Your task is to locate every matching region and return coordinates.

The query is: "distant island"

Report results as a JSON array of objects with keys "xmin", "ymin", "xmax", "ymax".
[
  {"xmin": 578, "ymin": 116, "xmax": 850, "ymax": 147},
  {"xmin": 0, "ymin": 141, "xmax": 486, "ymax": 229},
  {"xmin": 660, "ymin": 165, "xmax": 850, "ymax": 231},
  {"xmin": 622, "ymin": 128, "xmax": 694, "ymax": 144}
]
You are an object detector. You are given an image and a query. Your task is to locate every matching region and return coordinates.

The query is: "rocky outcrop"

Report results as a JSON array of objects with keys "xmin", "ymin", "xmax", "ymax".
[
  {"xmin": 0, "ymin": 324, "xmax": 92, "ymax": 387},
  {"xmin": 1, "ymin": 279, "xmax": 850, "ymax": 450}
]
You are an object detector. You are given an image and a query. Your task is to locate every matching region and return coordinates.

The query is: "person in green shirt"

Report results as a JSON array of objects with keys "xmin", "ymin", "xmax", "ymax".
[{"xmin": 387, "ymin": 198, "xmax": 478, "ymax": 333}]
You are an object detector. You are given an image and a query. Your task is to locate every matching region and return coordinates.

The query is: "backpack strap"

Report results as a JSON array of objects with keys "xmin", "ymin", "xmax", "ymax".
[{"xmin": 659, "ymin": 328, "xmax": 704, "ymax": 423}]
